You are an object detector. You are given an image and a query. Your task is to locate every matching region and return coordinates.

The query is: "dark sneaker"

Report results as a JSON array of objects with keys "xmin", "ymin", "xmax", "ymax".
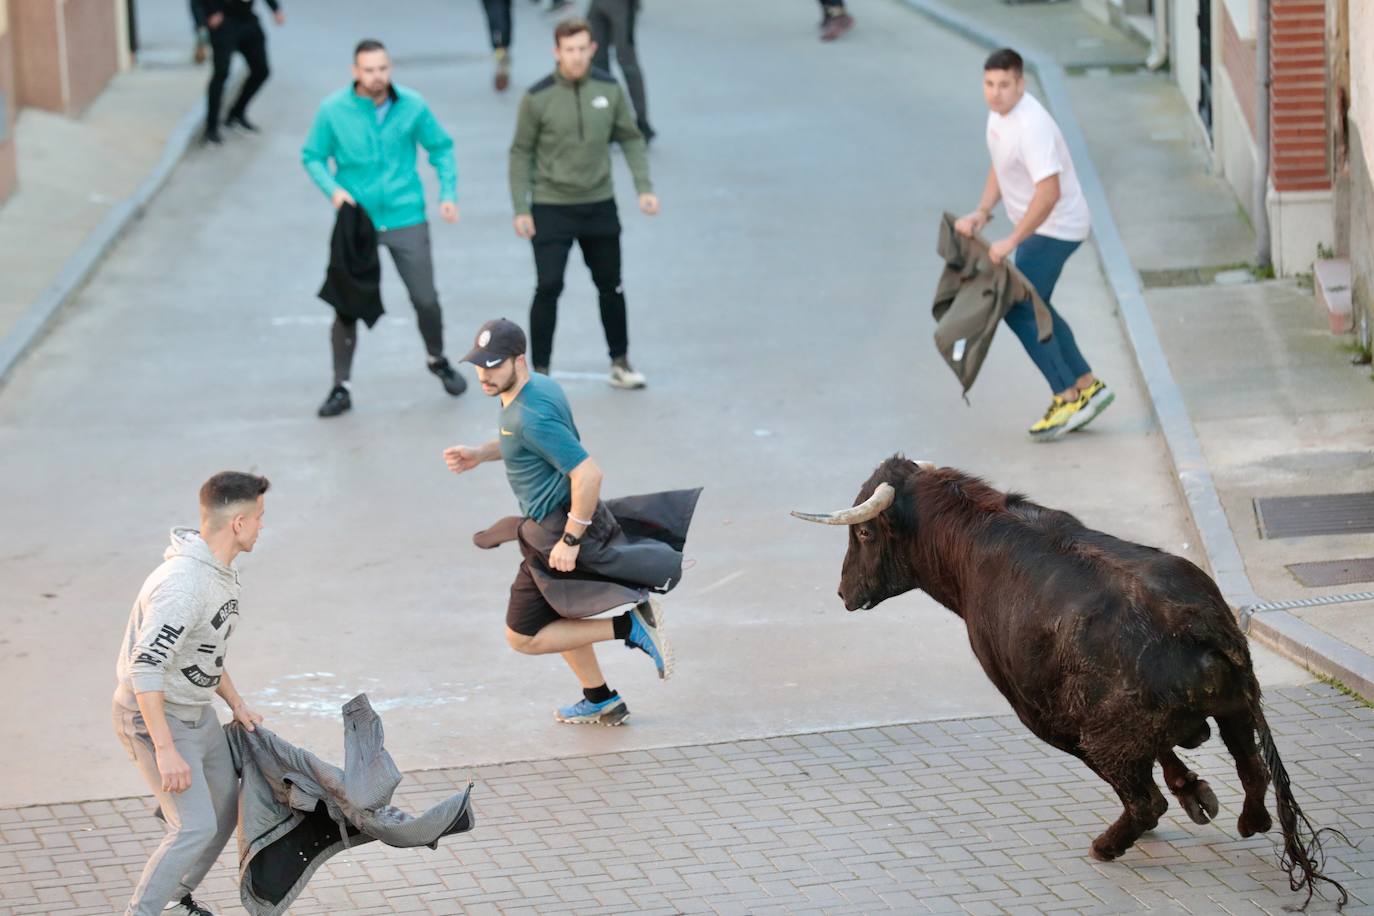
[
  {"xmin": 225, "ymin": 113, "xmax": 259, "ymax": 133},
  {"xmin": 317, "ymin": 385, "xmax": 352, "ymax": 418},
  {"xmin": 166, "ymin": 896, "xmax": 219, "ymax": 916},
  {"xmin": 533, "ymin": 364, "xmax": 550, "ymax": 376},
  {"xmin": 638, "ymin": 121, "xmax": 656, "ymax": 145},
  {"xmin": 202, "ymin": 128, "xmax": 223, "ymax": 145},
  {"xmin": 428, "ymin": 357, "xmax": 468, "ymax": 396},
  {"xmin": 555, "ymin": 693, "xmax": 629, "ymax": 726},
  {"xmin": 820, "ymin": 13, "xmax": 854, "ymax": 41},
  {"xmin": 626, "ymin": 599, "xmax": 672, "ymax": 680},
  {"xmin": 1066, "ymin": 381, "xmax": 1115, "ymax": 432}
]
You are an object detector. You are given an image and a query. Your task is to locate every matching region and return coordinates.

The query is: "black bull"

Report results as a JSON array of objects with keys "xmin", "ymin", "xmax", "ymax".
[{"xmin": 793, "ymin": 457, "xmax": 1349, "ymax": 909}]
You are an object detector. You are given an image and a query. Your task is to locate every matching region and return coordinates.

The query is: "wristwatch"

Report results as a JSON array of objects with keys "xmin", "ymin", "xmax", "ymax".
[{"xmin": 561, "ymin": 532, "xmax": 582, "ymax": 547}]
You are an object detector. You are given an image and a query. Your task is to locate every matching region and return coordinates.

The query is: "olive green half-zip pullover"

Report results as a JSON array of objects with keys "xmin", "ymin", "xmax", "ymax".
[{"xmin": 509, "ymin": 67, "xmax": 652, "ymax": 215}]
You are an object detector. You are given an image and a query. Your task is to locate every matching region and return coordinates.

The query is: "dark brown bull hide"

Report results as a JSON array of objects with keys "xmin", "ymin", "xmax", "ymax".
[{"xmin": 794, "ymin": 457, "xmax": 1348, "ymax": 909}]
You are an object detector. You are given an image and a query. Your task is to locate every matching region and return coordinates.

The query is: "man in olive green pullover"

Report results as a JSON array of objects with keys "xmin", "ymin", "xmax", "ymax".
[{"xmin": 508, "ymin": 17, "xmax": 659, "ymax": 389}]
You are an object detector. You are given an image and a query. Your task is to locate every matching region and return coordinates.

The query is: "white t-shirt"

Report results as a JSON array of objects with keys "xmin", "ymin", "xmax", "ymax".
[{"xmin": 985, "ymin": 92, "xmax": 1090, "ymax": 242}]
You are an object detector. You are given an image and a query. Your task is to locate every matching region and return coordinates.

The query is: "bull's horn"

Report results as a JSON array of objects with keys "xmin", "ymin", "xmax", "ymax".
[
  {"xmin": 791, "ymin": 482, "xmax": 895, "ymax": 525},
  {"xmin": 914, "ymin": 460, "xmax": 936, "ymax": 470}
]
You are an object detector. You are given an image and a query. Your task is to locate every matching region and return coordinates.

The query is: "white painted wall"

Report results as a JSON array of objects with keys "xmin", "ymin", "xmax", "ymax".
[
  {"xmin": 1267, "ymin": 188, "xmax": 1335, "ymax": 276},
  {"xmin": 1171, "ymin": 0, "xmax": 1204, "ymax": 136},
  {"xmin": 1214, "ymin": 65, "xmax": 1260, "ymax": 221},
  {"xmin": 1353, "ymin": 1, "xmax": 1374, "ymax": 187}
]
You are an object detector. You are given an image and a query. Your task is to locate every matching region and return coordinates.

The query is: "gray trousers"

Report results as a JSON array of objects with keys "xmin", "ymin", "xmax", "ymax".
[
  {"xmin": 589, "ymin": 0, "xmax": 650, "ymax": 130},
  {"xmin": 332, "ymin": 221, "xmax": 445, "ymax": 384},
  {"xmin": 113, "ymin": 702, "xmax": 239, "ymax": 916}
]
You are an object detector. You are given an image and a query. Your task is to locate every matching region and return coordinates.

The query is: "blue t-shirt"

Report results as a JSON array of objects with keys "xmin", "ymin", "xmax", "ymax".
[{"xmin": 499, "ymin": 374, "xmax": 589, "ymax": 522}]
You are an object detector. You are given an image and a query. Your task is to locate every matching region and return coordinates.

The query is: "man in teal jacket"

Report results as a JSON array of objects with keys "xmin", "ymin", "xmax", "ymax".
[{"xmin": 302, "ymin": 39, "xmax": 466, "ymax": 418}]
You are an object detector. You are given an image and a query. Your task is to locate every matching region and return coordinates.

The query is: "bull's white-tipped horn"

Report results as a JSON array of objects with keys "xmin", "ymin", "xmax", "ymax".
[
  {"xmin": 914, "ymin": 460, "xmax": 936, "ymax": 470},
  {"xmin": 791, "ymin": 482, "xmax": 895, "ymax": 526}
]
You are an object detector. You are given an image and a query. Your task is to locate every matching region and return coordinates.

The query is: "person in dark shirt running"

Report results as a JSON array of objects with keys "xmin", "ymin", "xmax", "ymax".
[
  {"xmin": 201, "ymin": 0, "xmax": 284, "ymax": 144},
  {"xmin": 444, "ymin": 319, "xmax": 677, "ymax": 726}
]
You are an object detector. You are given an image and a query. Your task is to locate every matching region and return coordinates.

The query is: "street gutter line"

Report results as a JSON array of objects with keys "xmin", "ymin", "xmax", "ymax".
[
  {"xmin": 0, "ymin": 72, "xmax": 244, "ymax": 388},
  {"xmin": 895, "ymin": 0, "xmax": 1374, "ymax": 701}
]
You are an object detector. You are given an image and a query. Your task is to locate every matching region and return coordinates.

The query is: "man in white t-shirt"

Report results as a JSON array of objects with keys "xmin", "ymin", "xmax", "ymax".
[{"xmin": 954, "ymin": 48, "xmax": 1114, "ymax": 441}]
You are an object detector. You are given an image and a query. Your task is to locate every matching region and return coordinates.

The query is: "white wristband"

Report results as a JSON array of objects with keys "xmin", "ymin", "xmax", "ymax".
[{"xmin": 568, "ymin": 513, "xmax": 593, "ymax": 527}]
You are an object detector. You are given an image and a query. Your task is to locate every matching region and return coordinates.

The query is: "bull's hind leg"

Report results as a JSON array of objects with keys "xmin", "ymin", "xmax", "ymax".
[
  {"xmin": 1088, "ymin": 757, "xmax": 1161, "ymax": 861},
  {"xmin": 1217, "ymin": 712, "xmax": 1273, "ymax": 837},
  {"xmin": 1158, "ymin": 747, "xmax": 1219, "ymax": 825}
]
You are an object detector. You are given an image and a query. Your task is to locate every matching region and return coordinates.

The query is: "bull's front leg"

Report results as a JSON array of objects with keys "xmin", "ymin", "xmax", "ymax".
[{"xmin": 1089, "ymin": 758, "xmax": 1161, "ymax": 861}]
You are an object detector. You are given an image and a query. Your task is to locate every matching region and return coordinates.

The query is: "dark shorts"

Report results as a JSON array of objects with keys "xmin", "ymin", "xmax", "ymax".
[{"xmin": 506, "ymin": 556, "xmax": 563, "ymax": 637}]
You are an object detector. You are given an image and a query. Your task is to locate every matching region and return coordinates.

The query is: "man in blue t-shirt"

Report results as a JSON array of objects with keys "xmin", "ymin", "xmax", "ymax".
[{"xmin": 443, "ymin": 318, "xmax": 670, "ymax": 725}]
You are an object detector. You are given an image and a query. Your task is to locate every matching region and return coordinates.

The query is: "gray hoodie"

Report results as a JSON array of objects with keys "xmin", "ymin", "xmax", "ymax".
[{"xmin": 114, "ymin": 528, "xmax": 241, "ymax": 723}]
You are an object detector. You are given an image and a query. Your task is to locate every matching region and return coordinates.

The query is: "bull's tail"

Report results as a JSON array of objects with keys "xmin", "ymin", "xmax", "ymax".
[{"xmin": 1255, "ymin": 708, "xmax": 1351, "ymax": 910}]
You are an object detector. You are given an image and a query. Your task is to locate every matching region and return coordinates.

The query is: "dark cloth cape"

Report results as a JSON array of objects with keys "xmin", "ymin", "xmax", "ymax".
[
  {"xmin": 224, "ymin": 694, "xmax": 475, "ymax": 915},
  {"xmin": 475, "ymin": 488, "xmax": 703, "ymax": 618},
  {"xmin": 932, "ymin": 211, "xmax": 1054, "ymax": 395},
  {"xmin": 318, "ymin": 202, "xmax": 384, "ymax": 328}
]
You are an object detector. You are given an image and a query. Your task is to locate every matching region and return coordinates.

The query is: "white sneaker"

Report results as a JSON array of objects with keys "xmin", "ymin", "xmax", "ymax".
[
  {"xmin": 608, "ymin": 359, "xmax": 647, "ymax": 390},
  {"xmin": 164, "ymin": 896, "xmax": 219, "ymax": 916}
]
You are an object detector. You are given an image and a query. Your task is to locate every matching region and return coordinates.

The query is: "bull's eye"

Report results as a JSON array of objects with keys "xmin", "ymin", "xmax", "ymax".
[{"xmin": 856, "ymin": 525, "xmax": 873, "ymax": 542}]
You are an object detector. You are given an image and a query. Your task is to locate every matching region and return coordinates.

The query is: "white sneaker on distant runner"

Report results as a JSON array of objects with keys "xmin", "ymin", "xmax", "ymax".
[{"xmin": 608, "ymin": 358, "xmax": 647, "ymax": 389}]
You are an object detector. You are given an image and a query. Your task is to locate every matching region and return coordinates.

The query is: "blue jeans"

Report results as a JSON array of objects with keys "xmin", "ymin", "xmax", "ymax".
[{"xmin": 1004, "ymin": 234, "xmax": 1093, "ymax": 394}]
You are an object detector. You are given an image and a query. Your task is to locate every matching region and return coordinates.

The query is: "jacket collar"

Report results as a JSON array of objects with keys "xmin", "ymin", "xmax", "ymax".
[{"xmin": 350, "ymin": 82, "xmax": 399, "ymax": 106}]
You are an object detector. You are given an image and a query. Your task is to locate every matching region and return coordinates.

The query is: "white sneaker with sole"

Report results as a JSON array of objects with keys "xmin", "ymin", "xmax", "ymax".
[{"xmin": 608, "ymin": 360, "xmax": 647, "ymax": 389}]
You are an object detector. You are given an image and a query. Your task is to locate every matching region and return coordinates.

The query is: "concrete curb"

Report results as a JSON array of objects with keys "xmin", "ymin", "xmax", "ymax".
[
  {"xmin": 0, "ymin": 73, "xmax": 239, "ymax": 388},
  {"xmin": 897, "ymin": 0, "xmax": 1374, "ymax": 701}
]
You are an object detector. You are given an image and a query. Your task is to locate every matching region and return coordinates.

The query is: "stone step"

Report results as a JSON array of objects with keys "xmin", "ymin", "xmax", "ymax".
[{"xmin": 1314, "ymin": 257, "xmax": 1353, "ymax": 333}]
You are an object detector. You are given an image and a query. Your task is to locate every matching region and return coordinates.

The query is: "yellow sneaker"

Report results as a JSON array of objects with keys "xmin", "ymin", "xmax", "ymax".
[
  {"xmin": 1066, "ymin": 380, "xmax": 1115, "ymax": 432},
  {"xmin": 1028, "ymin": 395, "xmax": 1083, "ymax": 441}
]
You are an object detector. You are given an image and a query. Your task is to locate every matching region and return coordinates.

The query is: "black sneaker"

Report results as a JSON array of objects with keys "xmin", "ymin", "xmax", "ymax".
[
  {"xmin": 167, "ymin": 895, "xmax": 219, "ymax": 916},
  {"xmin": 225, "ymin": 113, "xmax": 259, "ymax": 133},
  {"xmin": 638, "ymin": 121, "xmax": 656, "ymax": 146},
  {"xmin": 202, "ymin": 127, "xmax": 223, "ymax": 145},
  {"xmin": 317, "ymin": 385, "xmax": 352, "ymax": 418},
  {"xmin": 428, "ymin": 357, "xmax": 468, "ymax": 396}
]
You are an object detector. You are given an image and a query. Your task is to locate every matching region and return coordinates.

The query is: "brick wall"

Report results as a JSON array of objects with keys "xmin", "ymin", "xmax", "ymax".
[
  {"xmin": 0, "ymin": 2, "xmax": 15, "ymax": 205},
  {"xmin": 1270, "ymin": 0, "xmax": 1330, "ymax": 191},
  {"xmin": 1221, "ymin": 1, "xmax": 1259, "ymax": 138}
]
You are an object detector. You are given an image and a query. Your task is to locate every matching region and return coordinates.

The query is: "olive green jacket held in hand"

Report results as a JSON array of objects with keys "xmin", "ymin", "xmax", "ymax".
[
  {"xmin": 509, "ymin": 68, "xmax": 652, "ymax": 215},
  {"xmin": 932, "ymin": 211, "xmax": 1053, "ymax": 396}
]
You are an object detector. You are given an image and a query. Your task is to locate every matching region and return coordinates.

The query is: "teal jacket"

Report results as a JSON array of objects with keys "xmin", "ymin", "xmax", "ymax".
[{"xmin": 302, "ymin": 83, "xmax": 457, "ymax": 232}]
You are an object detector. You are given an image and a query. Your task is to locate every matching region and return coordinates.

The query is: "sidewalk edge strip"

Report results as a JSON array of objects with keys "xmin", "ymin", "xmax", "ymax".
[
  {"xmin": 0, "ymin": 73, "xmax": 239, "ymax": 387},
  {"xmin": 895, "ymin": 0, "xmax": 1374, "ymax": 697}
]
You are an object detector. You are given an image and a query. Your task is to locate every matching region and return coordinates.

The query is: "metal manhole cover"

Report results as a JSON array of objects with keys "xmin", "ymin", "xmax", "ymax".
[
  {"xmin": 1254, "ymin": 492, "xmax": 1374, "ymax": 539},
  {"xmin": 1286, "ymin": 558, "xmax": 1374, "ymax": 587}
]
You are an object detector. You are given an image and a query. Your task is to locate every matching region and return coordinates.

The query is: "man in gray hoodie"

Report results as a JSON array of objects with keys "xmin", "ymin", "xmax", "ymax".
[{"xmin": 112, "ymin": 471, "xmax": 270, "ymax": 916}]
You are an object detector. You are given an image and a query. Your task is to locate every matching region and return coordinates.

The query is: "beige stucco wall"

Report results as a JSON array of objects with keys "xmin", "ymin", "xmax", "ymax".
[{"xmin": 1349, "ymin": 3, "xmax": 1374, "ymax": 346}]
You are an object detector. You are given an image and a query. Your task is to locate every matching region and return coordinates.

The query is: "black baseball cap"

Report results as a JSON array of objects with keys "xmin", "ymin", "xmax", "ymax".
[{"xmin": 461, "ymin": 318, "xmax": 527, "ymax": 367}]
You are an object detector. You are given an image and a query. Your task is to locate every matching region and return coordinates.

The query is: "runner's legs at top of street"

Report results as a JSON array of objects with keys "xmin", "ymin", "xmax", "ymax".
[
  {"xmin": 819, "ymin": 0, "xmax": 854, "ymax": 42},
  {"xmin": 481, "ymin": 0, "xmax": 514, "ymax": 91}
]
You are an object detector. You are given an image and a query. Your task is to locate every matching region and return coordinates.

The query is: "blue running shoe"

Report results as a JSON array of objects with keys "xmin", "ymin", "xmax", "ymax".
[
  {"xmin": 555, "ymin": 694, "xmax": 629, "ymax": 726},
  {"xmin": 627, "ymin": 599, "xmax": 673, "ymax": 680}
]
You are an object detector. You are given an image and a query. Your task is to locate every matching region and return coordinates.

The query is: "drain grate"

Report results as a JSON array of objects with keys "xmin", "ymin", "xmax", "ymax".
[
  {"xmin": 1255, "ymin": 492, "xmax": 1374, "ymax": 539},
  {"xmin": 1286, "ymin": 558, "xmax": 1374, "ymax": 587}
]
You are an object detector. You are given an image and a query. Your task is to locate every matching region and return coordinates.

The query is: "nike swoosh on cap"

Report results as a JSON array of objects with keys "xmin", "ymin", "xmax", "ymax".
[{"xmin": 484, "ymin": 358, "xmax": 503, "ymax": 367}]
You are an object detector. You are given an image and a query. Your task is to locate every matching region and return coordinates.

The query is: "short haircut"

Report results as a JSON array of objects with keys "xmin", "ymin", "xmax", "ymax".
[
  {"xmin": 355, "ymin": 38, "xmax": 386, "ymax": 58},
  {"xmin": 554, "ymin": 17, "xmax": 591, "ymax": 46},
  {"xmin": 984, "ymin": 48, "xmax": 1024, "ymax": 75},
  {"xmin": 200, "ymin": 472, "xmax": 270, "ymax": 515}
]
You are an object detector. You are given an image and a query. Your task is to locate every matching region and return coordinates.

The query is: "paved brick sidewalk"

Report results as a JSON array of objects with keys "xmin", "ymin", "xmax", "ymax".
[{"xmin": 2, "ymin": 684, "xmax": 1369, "ymax": 915}]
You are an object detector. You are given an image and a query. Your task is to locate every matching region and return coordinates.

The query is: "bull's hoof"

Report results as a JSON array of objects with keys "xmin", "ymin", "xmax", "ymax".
[
  {"xmin": 1238, "ymin": 808, "xmax": 1273, "ymax": 838},
  {"xmin": 1090, "ymin": 838, "xmax": 1121, "ymax": 862},
  {"xmin": 1177, "ymin": 780, "xmax": 1219, "ymax": 825}
]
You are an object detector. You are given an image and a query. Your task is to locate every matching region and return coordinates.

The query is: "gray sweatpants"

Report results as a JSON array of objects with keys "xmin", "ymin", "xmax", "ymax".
[
  {"xmin": 332, "ymin": 221, "xmax": 446, "ymax": 384},
  {"xmin": 589, "ymin": 0, "xmax": 650, "ymax": 130},
  {"xmin": 113, "ymin": 701, "xmax": 239, "ymax": 916}
]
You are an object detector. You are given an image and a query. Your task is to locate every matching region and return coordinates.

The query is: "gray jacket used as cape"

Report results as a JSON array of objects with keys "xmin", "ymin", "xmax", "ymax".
[
  {"xmin": 932, "ymin": 211, "xmax": 1054, "ymax": 395},
  {"xmin": 475, "ymin": 488, "xmax": 703, "ymax": 618},
  {"xmin": 224, "ymin": 694, "xmax": 475, "ymax": 915}
]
